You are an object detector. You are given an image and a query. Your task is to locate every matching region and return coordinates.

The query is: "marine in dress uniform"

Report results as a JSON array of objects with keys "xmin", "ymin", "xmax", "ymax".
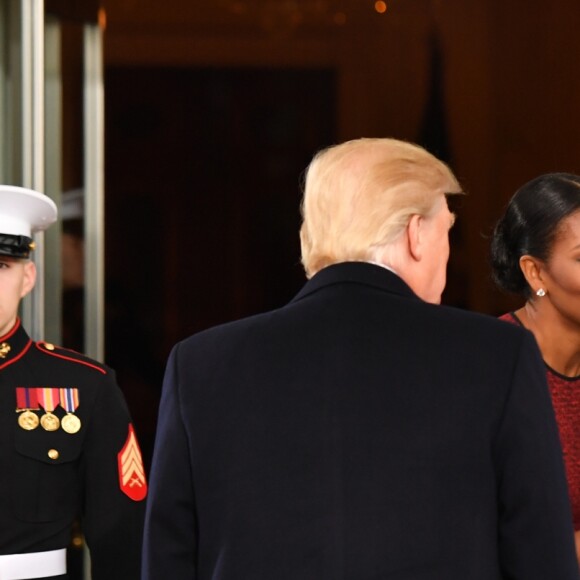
[{"xmin": 0, "ymin": 186, "xmax": 147, "ymax": 580}]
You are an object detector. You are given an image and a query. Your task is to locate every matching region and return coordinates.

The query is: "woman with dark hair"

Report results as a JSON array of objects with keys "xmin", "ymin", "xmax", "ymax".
[{"xmin": 491, "ymin": 172, "xmax": 580, "ymax": 564}]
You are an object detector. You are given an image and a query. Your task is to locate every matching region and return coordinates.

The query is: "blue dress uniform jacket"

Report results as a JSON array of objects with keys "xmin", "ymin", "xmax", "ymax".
[
  {"xmin": 144, "ymin": 262, "xmax": 579, "ymax": 580},
  {"xmin": 0, "ymin": 319, "xmax": 146, "ymax": 579}
]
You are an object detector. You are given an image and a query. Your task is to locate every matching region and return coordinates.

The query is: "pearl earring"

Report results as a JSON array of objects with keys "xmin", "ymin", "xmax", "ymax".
[{"xmin": 536, "ymin": 288, "xmax": 546, "ymax": 297}]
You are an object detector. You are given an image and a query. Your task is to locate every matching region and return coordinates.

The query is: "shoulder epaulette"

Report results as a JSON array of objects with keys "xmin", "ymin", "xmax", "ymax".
[{"xmin": 35, "ymin": 341, "xmax": 108, "ymax": 375}]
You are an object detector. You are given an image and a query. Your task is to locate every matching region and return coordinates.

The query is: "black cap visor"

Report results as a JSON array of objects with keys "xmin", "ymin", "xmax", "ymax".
[{"xmin": 0, "ymin": 234, "xmax": 34, "ymax": 259}]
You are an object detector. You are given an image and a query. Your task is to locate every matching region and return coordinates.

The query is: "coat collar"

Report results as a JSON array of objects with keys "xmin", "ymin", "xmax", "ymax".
[
  {"xmin": 0, "ymin": 318, "xmax": 33, "ymax": 369},
  {"xmin": 291, "ymin": 261, "xmax": 419, "ymax": 304}
]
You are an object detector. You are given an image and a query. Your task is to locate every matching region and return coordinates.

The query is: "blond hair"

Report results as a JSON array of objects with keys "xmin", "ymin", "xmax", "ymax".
[{"xmin": 299, "ymin": 138, "xmax": 461, "ymax": 277}]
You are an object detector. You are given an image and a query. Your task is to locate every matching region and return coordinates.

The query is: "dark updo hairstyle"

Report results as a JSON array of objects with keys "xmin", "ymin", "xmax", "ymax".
[{"xmin": 490, "ymin": 172, "xmax": 580, "ymax": 297}]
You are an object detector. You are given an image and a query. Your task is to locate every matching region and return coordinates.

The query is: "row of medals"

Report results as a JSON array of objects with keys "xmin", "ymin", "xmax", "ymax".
[{"xmin": 18, "ymin": 410, "xmax": 81, "ymax": 434}]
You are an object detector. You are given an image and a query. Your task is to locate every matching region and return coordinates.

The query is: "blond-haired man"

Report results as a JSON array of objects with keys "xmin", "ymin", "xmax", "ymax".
[{"xmin": 144, "ymin": 138, "xmax": 578, "ymax": 579}]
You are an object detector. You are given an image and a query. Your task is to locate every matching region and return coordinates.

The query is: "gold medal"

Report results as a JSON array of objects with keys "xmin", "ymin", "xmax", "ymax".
[
  {"xmin": 61, "ymin": 413, "xmax": 81, "ymax": 434},
  {"xmin": 40, "ymin": 412, "xmax": 60, "ymax": 431},
  {"xmin": 18, "ymin": 410, "xmax": 39, "ymax": 430}
]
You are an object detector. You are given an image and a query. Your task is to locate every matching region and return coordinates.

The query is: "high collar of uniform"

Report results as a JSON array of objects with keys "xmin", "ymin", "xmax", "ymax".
[
  {"xmin": 291, "ymin": 261, "xmax": 418, "ymax": 304},
  {"xmin": 0, "ymin": 318, "xmax": 32, "ymax": 365}
]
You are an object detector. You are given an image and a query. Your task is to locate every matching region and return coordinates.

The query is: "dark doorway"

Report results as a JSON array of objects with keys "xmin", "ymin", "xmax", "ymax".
[{"xmin": 104, "ymin": 66, "xmax": 337, "ymax": 466}]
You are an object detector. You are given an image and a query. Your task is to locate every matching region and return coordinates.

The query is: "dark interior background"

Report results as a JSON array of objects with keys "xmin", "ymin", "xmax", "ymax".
[
  {"xmin": 105, "ymin": 67, "xmax": 336, "ymax": 346},
  {"xmin": 104, "ymin": 67, "xmax": 337, "ymax": 463},
  {"xmin": 52, "ymin": 0, "xmax": 580, "ymax": 469}
]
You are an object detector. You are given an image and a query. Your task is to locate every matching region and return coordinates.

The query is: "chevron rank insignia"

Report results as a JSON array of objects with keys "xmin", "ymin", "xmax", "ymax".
[{"xmin": 117, "ymin": 424, "xmax": 148, "ymax": 501}]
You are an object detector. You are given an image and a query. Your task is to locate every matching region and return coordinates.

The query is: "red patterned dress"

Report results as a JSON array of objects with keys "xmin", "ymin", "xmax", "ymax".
[{"xmin": 500, "ymin": 313, "xmax": 580, "ymax": 530}]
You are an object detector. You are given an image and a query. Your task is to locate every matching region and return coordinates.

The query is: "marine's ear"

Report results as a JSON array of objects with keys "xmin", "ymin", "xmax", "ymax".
[{"xmin": 20, "ymin": 260, "xmax": 37, "ymax": 298}]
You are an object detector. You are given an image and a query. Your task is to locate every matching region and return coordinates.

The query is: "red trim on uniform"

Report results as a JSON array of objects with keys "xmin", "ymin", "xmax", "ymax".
[
  {"xmin": 0, "ymin": 318, "xmax": 21, "ymax": 342},
  {"xmin": 117, "ymin": 424, "xmax": 148, "ymax": 501},
  {"xmin": 0, "ymin": 338, "xmax": 32, "ymax": 370},
  {"xmin": 34, "ymin": 342, "xmax": 107, "ymax": 374}
]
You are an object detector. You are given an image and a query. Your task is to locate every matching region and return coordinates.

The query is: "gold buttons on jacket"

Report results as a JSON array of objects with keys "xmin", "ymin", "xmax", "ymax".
[
  {"xmin": 48, "ymin": 449, "xmax": 59, "ymax": 460},
  {"xmin": 44, "ymin": 343, "xmax": 55, "ymax": 351},
  {"xmin": 0, "ymin": 342, "xmax": 11, "ymax": 358}
]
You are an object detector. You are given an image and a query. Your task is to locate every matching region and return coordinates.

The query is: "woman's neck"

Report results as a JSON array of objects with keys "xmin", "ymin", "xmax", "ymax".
[{"xmin": 516, "ymin": 302, "xmax": 580, "ymax": 377}]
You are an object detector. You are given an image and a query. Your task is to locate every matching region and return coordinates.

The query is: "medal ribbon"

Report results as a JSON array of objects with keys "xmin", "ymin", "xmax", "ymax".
[
  {"xmin": 38, "ymin": 388, "xmax": 60, "ymax": 413},
  {"xmin": 16, "ymin": 387, "xmax": 40, "ymax": 410},
  {"xmin": 59, "ymin": 388, "xmax": 79, "ymax": 413}
]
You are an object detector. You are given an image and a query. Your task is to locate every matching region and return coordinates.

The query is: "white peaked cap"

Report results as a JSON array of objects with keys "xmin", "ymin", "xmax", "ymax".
[{"xmin": 0, "ymin": 185, "xmax": 58, "ymax": 236}]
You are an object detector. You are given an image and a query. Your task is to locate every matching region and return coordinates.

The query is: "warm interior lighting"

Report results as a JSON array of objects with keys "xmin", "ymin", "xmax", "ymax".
[
  {"xmin": 98, "ymin": 8, "xmax": 107, "ymax": 30},
  {"xmin": 230, "ymin": 2, "xmax": 247, "ymax": 15},
  {"xmin": 291, "ymin": 11, "xmax": 304, "ymax": 25},
  {"xmin": 374, "ymin": 1, "xmax": 387, "ymax": 14},
  {"xmin": 222, "ymin": 1, "xmax": 358, "ymax": 31}
]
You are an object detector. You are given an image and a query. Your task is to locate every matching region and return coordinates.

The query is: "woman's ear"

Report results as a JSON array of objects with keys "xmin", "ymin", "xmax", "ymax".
[
  {"xmin": 407, "ymin": 214, "xmax": 423, "ymax": 262},
  {"xmin": 519, "ymin": 255, "xmax": 545, "ymax": 295}
]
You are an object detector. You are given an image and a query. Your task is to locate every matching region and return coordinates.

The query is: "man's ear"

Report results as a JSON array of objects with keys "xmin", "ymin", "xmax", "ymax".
[
  {"xmin": 407, "ymin": 214, "xmax": 423, "ymax": 262},
  {"xmin": 20, "ymin": 260, "xmax": 37, "ymax": 298},
  {"xmin": 519, "ymin": 255, "xmax": 544, "ymax": 294}
]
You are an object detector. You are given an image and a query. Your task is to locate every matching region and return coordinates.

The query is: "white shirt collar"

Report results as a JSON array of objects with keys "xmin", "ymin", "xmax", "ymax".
[{"xmin": 366, "ymin": 260, "xmax": 398, "ymax": 276}]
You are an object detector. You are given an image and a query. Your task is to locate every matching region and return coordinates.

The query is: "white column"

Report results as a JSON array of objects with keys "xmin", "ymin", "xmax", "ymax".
[
  {"xmin": 83, "ymin": 25, "xmax": 105, "ymax": 359},
  {"xmin": 44, "ymin": 15, "xmax": 63, "ymax": 343},
  {"xmin": 20, "ymin": 0, "xmax": 46, "ymax": 340}
]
